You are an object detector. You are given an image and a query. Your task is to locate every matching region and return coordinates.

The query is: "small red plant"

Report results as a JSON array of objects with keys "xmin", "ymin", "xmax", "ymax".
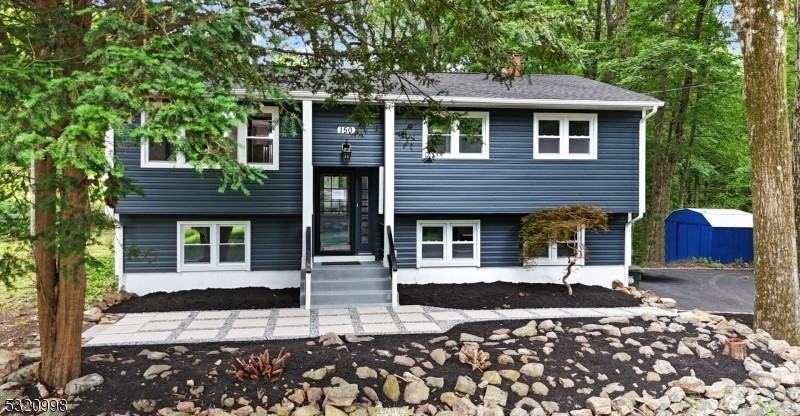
[{"xmin": 230, "ymin": 347, "xmax": 291, "ymax": 382}]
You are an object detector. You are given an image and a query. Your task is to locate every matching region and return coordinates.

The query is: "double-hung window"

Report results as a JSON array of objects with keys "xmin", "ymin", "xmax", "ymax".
[
  {"xmin": 533, "ymin": 113, "xmax": 598, "ymax": 159},
  {"xmin": 178, "ymin": 221, "xmax": 250, "ymax": 272},
  {"xmin": 534, "ymin": 228, "xmax": 586, "ymax": 266},
  {"xmin": 422, "ymin": 112, "xmax": 489, "ymax": 159},
  {"xmin": 140, "ymin": 113, "xmax": 192, "ymax": 168},
  {"xmin": 237, "ymin": 106, "xmax": 279, "ymax": 169},
  {"xmin": 417, "ymin": 220, "xmax": 480, "ymax": 267}
]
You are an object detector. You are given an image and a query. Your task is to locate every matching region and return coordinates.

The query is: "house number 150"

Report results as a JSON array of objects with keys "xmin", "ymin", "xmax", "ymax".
[{"xmin": 337, "ymin": 126, "xmax": 356, "ymax": 134}]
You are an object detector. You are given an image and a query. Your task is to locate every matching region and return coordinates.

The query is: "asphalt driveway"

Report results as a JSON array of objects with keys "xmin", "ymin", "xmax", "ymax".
[{"xmin": 639, "ymin": 268, "xmax": 754, "ymax": 313}]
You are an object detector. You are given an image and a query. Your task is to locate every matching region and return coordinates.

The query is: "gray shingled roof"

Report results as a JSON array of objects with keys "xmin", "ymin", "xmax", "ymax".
[{"xmin": 401, "ymin": 73, "xmax": 661, "ymax": 103}]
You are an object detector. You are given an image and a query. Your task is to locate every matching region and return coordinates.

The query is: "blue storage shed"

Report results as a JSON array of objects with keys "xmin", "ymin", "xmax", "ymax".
[{"xmin": 665, "ymin": 208, "xmax": 753, "ymax": 264}]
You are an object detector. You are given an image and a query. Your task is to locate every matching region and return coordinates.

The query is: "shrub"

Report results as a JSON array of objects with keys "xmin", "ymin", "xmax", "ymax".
[
  {"xmin": 86, "ymin": 253, "xmax": 117, "ymax": 303},
  {"xmin": 518, "ymin": 205, "xmax": 609, "ymax": 296}
]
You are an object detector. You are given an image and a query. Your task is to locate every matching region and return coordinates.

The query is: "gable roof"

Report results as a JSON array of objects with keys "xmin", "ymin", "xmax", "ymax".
[
  {"xmin": 405, "ymin": 73, "xmax": 662, "ymax": 103},
  {"xmin": 284, "ymin": 72, "xmax": 664, "ymax": 109},
  {"xmin": 686, "ymin": 208, "xmax": 753, "ymax": 228}
]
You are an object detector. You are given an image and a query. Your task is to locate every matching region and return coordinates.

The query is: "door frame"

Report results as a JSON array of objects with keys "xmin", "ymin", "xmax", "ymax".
[
  {"xmin": 315, "ymin": 169, "xmax": 356, "ymax": 255},
  {"xmin": 314, "ymin": 167, "xmax": 379, "ymax": 256}
]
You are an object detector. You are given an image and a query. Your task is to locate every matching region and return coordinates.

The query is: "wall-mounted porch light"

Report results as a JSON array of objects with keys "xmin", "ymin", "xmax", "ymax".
[{"xmin": 341, "ymin": 140, "xmax": 352, "ymax": 162}]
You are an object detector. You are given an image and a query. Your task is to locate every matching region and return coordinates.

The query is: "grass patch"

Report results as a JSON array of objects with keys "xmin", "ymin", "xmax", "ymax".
[{"xmin": 0, "ymin": 228, "xmax": 116, "ymax": 310}]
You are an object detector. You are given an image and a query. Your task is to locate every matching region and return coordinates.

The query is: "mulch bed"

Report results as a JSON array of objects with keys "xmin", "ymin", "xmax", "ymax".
[
  {"xmin": 71, "ymin": 316, "xmax": 772, "ymax": 414},
  {"xmin": 105, "ymin": 282, "xmax": 641, "ymax": 314}
]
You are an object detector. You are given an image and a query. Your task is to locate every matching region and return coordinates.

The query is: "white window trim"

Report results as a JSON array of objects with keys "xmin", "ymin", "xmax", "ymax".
[
  {"xmin": 533, "ymin": 228, "xmax": 586, "ymax": 266},
  {"xmin": 177, "ymin": 221, "xmax": 251, "ymax": 272},
  {"xmin": 533, "ymin": 113, "xmax": 598, "ymax": 160},
  {"xmin": 422, "ymin": 112, "xmax": 490, "ymax": 159},
  {"xmin": 140, "ymin": 112, "xmax": 193, "ymax": 169},
  {"xmin": 238, "ymin": 106, "xmax": 280, "ymax": 170},
  {"xmin": 416, "ymin": 220, "xmax": 481, "ymax": 267}
]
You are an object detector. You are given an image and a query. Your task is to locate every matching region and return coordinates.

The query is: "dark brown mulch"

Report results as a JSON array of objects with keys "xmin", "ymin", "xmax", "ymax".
[
  {"xmin": 399, "ymin": 282, "xmax": 643, "ymax": 309},
  {"xmin": 105, "ymin": 287, "xmax": 301, "ymax": 314},
  {"xmin": 70, "ymin": 316, "xmax": 778, "ymax": 415},
  {"xmin": 105, "ymin": 282, "xmax": 640, "ymax": 314}
]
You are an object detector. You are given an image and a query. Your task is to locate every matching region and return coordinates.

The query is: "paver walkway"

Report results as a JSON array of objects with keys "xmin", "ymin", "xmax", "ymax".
[{"xmin": 83, "ymin": 305, "xmax": 675, "ymax": 347}]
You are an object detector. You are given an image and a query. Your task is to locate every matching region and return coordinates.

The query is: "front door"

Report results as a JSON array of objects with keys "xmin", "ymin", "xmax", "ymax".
[{"xmin": 316, "ymin": 169, "xmax": 377, "ymax": 255}]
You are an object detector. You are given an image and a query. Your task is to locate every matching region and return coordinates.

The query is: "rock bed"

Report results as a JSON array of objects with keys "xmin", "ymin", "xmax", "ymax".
[{"xmin": 5, "ymin": 309, "xmax": 800, "ymax": 415}]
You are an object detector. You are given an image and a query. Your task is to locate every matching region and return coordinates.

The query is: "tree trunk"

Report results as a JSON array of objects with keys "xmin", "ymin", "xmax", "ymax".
[
  {"xmin": 734, "ymin": 0, "xmax": 800, "ymax": 343},
  {"xmin": 793, "ymin": 0, "xmax": 800, "ymax": 286},
  {"xmin": 38, "ymin": 164, "xmax": 90, "ymax": 387},
  {"xmin": 32, "ymin": 154, "xmax": 58, "ymax": 385}
]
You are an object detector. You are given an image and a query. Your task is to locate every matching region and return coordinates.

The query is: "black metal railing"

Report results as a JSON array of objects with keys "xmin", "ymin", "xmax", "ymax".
[
  {"xmin": 387, "ymin": 225, "xmax": 398, "ymax": 272},
  {"xmin": 304, "ymin": 226, "xmax": 312, "ymax": 273}
]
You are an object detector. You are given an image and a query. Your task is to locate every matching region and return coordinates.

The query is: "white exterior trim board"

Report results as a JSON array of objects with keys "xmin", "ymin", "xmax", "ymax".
[
  {"xmin": 398, "ymin": 265, "xmax": 625, "ymax": 289},
  {"xmin": 122, "ymin": 270, "xmax": 300, "ymax": 296}
]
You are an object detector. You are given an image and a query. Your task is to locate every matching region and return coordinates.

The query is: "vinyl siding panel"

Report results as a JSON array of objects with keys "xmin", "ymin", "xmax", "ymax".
[
  {"xmin": 394, "ymin": 213, "xmax": 626, "ymax": 269},
  {"xmin": 115, "ymin": 114, "xmax": 303, "ymax": 215},
  {"xmin": 394, "ymin": 109, "xmax": 640, "ymax": 213},
  {"xmin": 122, "ymin": 215, "xmax": 301, "ymax": 273},
  {"xmin": 312, "ymin": 105, "xmax": 384, "ymax": 167}
]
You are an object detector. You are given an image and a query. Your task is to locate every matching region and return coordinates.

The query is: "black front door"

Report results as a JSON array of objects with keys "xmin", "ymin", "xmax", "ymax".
[{"xmin": 316, "ymin": 169, "xmax": 377, "ymax": 255}]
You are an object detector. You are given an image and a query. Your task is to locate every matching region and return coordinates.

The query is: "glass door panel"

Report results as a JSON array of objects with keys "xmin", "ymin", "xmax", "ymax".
[{"xmin": 319, "ymin": 174, "xmax": 352, "ymax": 253}]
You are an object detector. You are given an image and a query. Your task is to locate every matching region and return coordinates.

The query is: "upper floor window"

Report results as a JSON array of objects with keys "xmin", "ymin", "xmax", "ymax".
[
  {"xmin": 237, "ymin": 106, "xmax": 279, "ymax": 170},
  {"xmin": 422, "ymin": 112, "xmax": 489, "ymax": 159},
  {"xmin": 140, "ymin": 113, "xmax": 192, "ymax": 168},
  {"xmin": 139, "ymin": 106, "xmax": 280, "ymax": 170},
  {"xmin": 533, "ymin": 113, "xmax": 598, "ymax": 160}
]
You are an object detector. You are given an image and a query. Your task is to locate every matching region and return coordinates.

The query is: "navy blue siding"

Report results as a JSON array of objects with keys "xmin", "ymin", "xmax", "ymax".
[
  {"xmin": 394, "ymin": 213, "xmax": 626, "ymax": 268},
  {"xmin": 395, "ymin": 110, "xmax": 640, "ymax": 213},
  {"xmin": 312, "ymin": 105, "xmax": 384, "ymax": 167},
  {"xmin": 122, "ymin": 215, "xmax": 302, "ymax": 272},
  {"xmin": 115, "ymin": 116, "xmax": 303, "ymax": 215}
]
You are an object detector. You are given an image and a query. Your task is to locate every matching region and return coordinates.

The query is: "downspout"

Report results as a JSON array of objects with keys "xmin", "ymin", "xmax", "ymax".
[{"xmin": 625, "ymin": 105, "xmax": 660, "ymax": 280}]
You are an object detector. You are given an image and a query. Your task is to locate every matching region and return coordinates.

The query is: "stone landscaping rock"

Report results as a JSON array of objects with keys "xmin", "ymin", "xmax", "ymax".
[
  {"xmin": 520, "ymin": 363, "xmax": 544, "ymax": 378},
  {"xmin": 0, "ymin": 350, "xmax": 20, "ymax": 378},
  {"xmin": 510, "ymin": 382, "xmax": 529, "ymax": 396},
  {"xmin": 403, "ymin": 381, "xmax": 429, "ymax": 404},
  {"xmin": 484, "ymin": 385, "xmax": 508, "ymax": 406},
  {"xmin": 65, "ymin": 373, "xmax": 104, "ymax": 395},
  {"xmin": 383, "ymin": 375, "xmax": 400, "ymax": 402},
  {"xmin": 481, "ymin": 371, "xmax": 501, "ymax": 385},
  {"xmin": 585, "ymin": 397, "xmax": 611, "ymax": 415},
  {"xmin": 429, "ymin": 349, "xmax": 450, "ymax": 365},
  {"xmin": 531, "ymin": 382, "xmax": 549, "ymax": 397},
  {"xmin": 393, "ymin": 355, "xmax": 415, "ymax": 367},
  {"xmin": 143, "ymin": 364, "xmax": 172, "ymax": 379},
  {"xmin": 356, "ymin": 367, "xmax": 377, "ymax": 379},
  {"xmin": 455, "ymin": 375, "xmax": 477, "ymax": 395},
  {"xmin": 653, "ymin": 359, "xmax": 676, "ymax": 375}
]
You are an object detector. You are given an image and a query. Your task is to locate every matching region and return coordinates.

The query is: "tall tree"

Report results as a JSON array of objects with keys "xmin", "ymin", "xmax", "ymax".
[
  {"xmin": 733, "ymin": 0, "xmax": 800, "ymax": 343},
  {"xmin": 0, "ymin": 0, "xmax": 511, "ymax": 387}
]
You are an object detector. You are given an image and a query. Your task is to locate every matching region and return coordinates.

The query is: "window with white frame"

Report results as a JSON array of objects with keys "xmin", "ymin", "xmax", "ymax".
[
  {"xmin": 237, "ymin": 106, "xmax": 279, "ymax": 169},
  {"xmin": 177, "ymin": 221, "xmax": 250, "ymax": 271},
  {"xmin": 140, "ymin": 113, "xmax": 192, "ymax": 168},
  {"xmin": 533, "ymin": 113, "xmax": 598, "ymax": 159},
  {"xmin": 535, "ymin": 228, "xmax": 586, "ymax": 266},
  {"xmin": 417, "ymin": 220, "xmax": 480, "ymax": 267},
  {"xmin": 422, "ymin": 112, "xmax": 489, "ymax": 158}
]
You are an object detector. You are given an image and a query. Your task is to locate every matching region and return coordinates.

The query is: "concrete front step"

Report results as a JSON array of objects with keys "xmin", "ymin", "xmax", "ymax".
[{"xmin": 300, "ymin": 262, "xmax": 393, "ymax": 308}]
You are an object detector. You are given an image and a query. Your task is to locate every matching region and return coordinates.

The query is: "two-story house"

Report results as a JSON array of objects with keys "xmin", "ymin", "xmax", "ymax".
[{"xmin": 108, "ymin": 73, "xmax": 663, "ymax": 308}]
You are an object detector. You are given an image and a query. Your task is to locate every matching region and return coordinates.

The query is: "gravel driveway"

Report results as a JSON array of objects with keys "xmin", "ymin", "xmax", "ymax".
[{"xmin": 639, "ymin": 268, "xmax": 754, "ymax": 313}]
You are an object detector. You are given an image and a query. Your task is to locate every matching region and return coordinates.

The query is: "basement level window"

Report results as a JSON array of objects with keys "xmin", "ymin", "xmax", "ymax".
[
  {"xmin": 416, "ymin": 220, "xmax": 480, "ymax": 267},
  {"xmin": 177, "ymin": 221, "xmax": 251, "ymax": 272}
]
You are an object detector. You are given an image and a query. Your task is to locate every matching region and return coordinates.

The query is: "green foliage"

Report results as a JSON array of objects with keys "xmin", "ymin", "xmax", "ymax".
[
  {"xmin": 85, "ymin": 254, "xmax": 116, "ymax": 303},
  {"xmin": 689, "ymin": 257, "xmax": 723, "ymax": 268},
  {"xmin": 518, "ymin": 205, "xmax": 609, "ymax": 266}
]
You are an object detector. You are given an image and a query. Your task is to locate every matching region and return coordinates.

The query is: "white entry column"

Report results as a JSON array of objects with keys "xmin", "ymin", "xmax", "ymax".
[
  {"xmin": 383, "ymin": 102, "xmax": 396, "ymax": 274},
  {"xmin": 302, "ymin": 100, "xmax": 313, "ymax": 308}
]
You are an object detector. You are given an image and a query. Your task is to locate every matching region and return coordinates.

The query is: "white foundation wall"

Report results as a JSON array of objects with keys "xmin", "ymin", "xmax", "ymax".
[
  {"xmin": 122, "ymin": 270, "xmax": 300, "ymax": 296},
  {"xmin": 397, "ymin": 265, "xmax": 626, "ymax": 289}
]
